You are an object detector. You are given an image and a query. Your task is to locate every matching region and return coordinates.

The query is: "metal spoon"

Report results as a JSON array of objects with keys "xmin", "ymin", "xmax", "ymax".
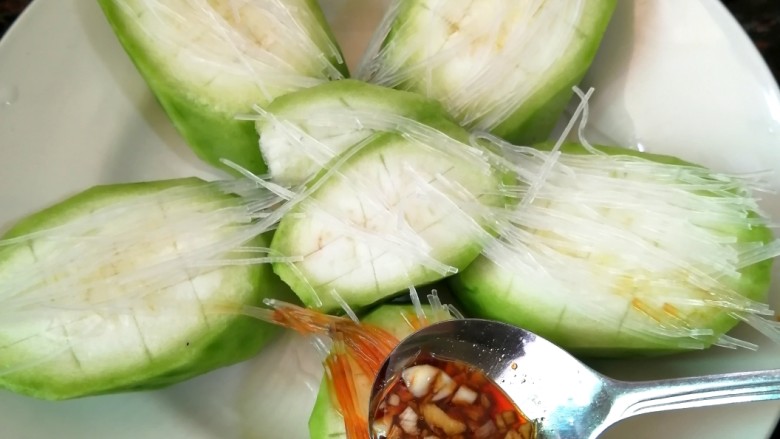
[{"xmin": 368, "ymin": 318, "xmax": 780, "ymax": 439}]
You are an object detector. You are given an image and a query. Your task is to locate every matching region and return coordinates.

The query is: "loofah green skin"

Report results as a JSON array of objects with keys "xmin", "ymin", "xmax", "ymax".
[
  {"xmin": 257, "ymin": 79, "xmax": 468, "ymax": 186},
  {"xmin": 98, "ymin": 0, "xmax": 349, "ymax": 176},
  {"xmin": 359, "ymin": 0, "xmax": 617, "ymax": 144},
  {"xmin": 0, "ymin": 178, "xmax": 296, "ymax": 400},
  {"xmin": 451, "ymin": 143, "xmax": 775, "ymax": 357}
]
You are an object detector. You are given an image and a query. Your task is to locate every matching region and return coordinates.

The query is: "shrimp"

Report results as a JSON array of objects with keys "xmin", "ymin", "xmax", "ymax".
[{"xmin": 242, "ymin": 291, "xmax": 453, "ymax": 439}]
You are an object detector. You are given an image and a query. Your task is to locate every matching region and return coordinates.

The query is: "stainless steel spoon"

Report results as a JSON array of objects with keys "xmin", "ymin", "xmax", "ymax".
[{"xmin": 368, "ymin": 318, "xmax": 780, "ymax": 439}]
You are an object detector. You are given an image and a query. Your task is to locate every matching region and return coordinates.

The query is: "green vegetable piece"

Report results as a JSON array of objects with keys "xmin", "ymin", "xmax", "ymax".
[
  {"xmin": 450, "ymin": 143, "xmax": 778, "ymax": 356},
  {"xmin": 308, "ymin": 303, "xmax": 452, "ymax": 439},
  {"xmin": 257, "ymin": 79, "xmax": 463, "ymax": 186},
  {"xmin": 98, "ymin": 0, "xmax": 348, "ymax": 175},
  {"xmin": 358, "ymin": 0, "xmax": 617, "ymax": 144},
  {"xmin": 270, "ymin": 121, "xmax": 506, "ymax": 312},
  {"xmin": 0, "ymin": 178, "xmax": 294, "ymax": 399}
]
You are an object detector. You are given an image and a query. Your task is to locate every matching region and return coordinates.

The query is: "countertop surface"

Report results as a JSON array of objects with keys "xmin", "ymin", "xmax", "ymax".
[{"xmin": 1, "ymin": 0, "xmax": 779, "ymax": 437}]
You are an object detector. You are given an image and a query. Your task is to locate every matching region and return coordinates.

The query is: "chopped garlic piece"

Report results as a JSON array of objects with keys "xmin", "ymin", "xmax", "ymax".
[
  {"xmin": 432, "ymin": 369, "xmax": 457, "ymax": 401},
  {"xmin": 388, "ymin": 393, "xmax": 400, "ymax": 406},
  {"xmin": 402, "ymin": 364, "xmax": 440, "ymax": 398},
  {"xmin": 421, "ymin": 403, "xmax": 467, "ymax": 435},
  {"xmin": 399, "ymin": 406, "xmax": 419, "ymax": 435},
  {"xmin": 452, "ymin": 385, "xmax": 479, "ymax": 404}
]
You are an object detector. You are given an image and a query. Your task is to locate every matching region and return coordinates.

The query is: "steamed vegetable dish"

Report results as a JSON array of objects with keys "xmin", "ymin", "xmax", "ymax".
[
  {"xmin": 0, "ymin": 178, "xmax": 295, "ymax": 399},
  {"xmin": 256, "ymin": 79, "xmax": 468, "ymax": 186},
  {"xmin": 97, "ymin": 0, "xmax": 347, "ymax": 175},
  {"xmin": 452, "ymin": 143, "xmax": 778, "ymax": 355},
  {"xmin": 1, "ymin": 1, "xmax": 779, "ymax": 439},
  {"xmin": 262, "ymin": 81, "xmax": 507, "ymax": 312},
  {"xmin": 358, "ymin": 0, "xmax": 616, "ymax": 143}
]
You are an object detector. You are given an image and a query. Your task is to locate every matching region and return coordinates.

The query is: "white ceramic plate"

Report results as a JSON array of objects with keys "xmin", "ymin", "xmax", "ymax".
[{"xmin": 0, "ymin": 0, "xmax": 779, "ymax": 438}]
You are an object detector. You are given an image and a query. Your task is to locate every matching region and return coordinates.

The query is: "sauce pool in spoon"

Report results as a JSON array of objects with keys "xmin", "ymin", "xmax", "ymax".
[{"xmin": 371, "ymin": 353, "xmax": 535, "ymax": 439}]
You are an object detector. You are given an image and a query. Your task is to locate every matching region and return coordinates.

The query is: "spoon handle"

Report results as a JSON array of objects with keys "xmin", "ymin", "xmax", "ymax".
[{"xmin": 614, "ymin": 369, "xmax": 780, "ymax": 419}]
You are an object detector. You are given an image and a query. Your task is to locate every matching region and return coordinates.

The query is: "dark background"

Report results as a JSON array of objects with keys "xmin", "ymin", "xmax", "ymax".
[
  {"xmin": 722, "ymin": 0, "xmax": 779, "ymax": 82},
  {"xmin": 1, "ymin": 0, "xmax": 779, "ymax": 437}
]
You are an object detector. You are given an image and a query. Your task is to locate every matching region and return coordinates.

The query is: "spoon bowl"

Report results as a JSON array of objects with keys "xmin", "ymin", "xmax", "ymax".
[{"xmin": 368, "ymin": 319, "xmax": 780, "ymax": 439}]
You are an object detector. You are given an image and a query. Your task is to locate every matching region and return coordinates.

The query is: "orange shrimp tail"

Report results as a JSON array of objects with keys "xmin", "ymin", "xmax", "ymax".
[
  {"xmin": 259, "ymin": 300, "xmax": 422, "ymax": 439},
  {"xmin": 260, "ymin": 299, "xmax": 348, "ymax": 336},
  {"xmin": 325, "ymin": 327, "xmax": 399, "ymax": 439},
  {"xmin": 327, "ymin": 338, "xmax": 371, "ymax": 439},
  {"xmin": 337, "ymin": 323, "xmax": 399, "ymax": 376},
  {"xmin": 320, "ymin": 317, "xmax": 400, "ymax": 439}
]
